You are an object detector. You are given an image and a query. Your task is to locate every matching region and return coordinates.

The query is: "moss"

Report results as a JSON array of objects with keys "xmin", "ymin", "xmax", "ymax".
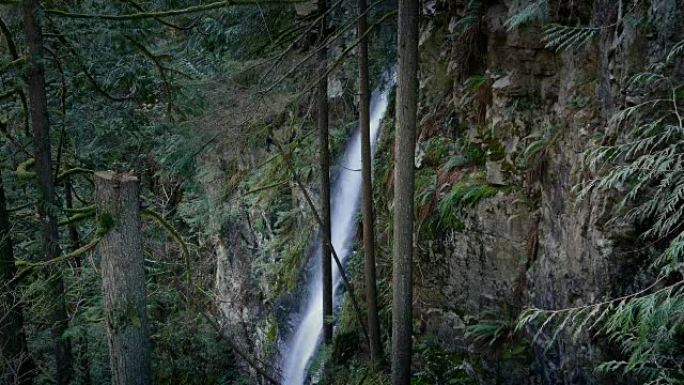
[
  {"xmin": 16, "ymin": 158, "xmax": 36, "ymax": 180},
  {"xmin": 484, "ymin": 137, "xmax": 506, "ymax": 161},
  {"xmin": 423, "ymin": 136, "xmax": 453, "ymax": 167},
  {"xmin": 96, "ymin": 211, "xmax": 116, "ymax": 237},
  {"xmin": 464, "ymin": 142, "xmax": 487, "ymax": 166}
]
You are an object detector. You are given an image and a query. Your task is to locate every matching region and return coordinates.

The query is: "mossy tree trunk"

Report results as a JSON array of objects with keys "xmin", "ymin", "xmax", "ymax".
[
  {"xmin": 317, "ymin": 0, "xmax": 333, "ymax": 345},
  {"xmin": 391, "ymin": 0, "xmax": 418, "ymax": 383},
  {"xmin": 22, "ymin": 1, "xmax": 73, "ymax": 383},
  {"xmin": 358, "ymin": 0, "xmax": 383, "ymax": 367},
  {"xmin": 95, "ymin": 171, "xmax": 151, "ymax": 385}
]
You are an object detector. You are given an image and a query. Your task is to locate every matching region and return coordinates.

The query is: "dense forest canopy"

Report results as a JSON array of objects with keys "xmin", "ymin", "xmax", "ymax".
[{"xmin": 0, "ymin": 0, "xmax": 682, "ymax": 385}]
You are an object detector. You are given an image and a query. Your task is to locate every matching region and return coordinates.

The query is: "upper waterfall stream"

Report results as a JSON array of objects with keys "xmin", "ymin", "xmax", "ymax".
[{"xmin": 280, "ymin": 73, "xmax": 395, "ymax": 385}]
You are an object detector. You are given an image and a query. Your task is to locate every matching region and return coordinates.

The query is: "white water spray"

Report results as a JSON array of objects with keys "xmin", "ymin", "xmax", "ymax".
[{"xmin": 280, "ymin": 73, "xmax": 395, "ymax": 385}]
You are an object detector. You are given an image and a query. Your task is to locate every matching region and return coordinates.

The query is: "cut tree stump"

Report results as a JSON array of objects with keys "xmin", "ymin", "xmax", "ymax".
[{"xmin": 95, "ymin": 171, "xmax": 151, "ymax": 385}]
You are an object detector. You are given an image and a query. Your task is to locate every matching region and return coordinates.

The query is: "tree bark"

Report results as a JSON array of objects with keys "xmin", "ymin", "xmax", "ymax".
[
  {"xmin": 0, "ymin": 167, "xmax": 34, "ymax": 385},
  {"xmin": 23, "ymin": 1, "xmax": 73, "ymax": 383},
  {"xmin": 64, "ymin": 181, "xmax": 83, "ymax": 256},
  {"xmin": 358, "ymin": 0, "xmax": 383, "ymax": 367},
  {"xmin": 317, "ymin": 0, "xmax": 333, "ymax": 345},
  {"xmin": 391, "ymin": 0, "xmax": 418, "ymax": 383},
  {"xmin": 95, "ymin": 171, "xmax": 152, "ymax": 385}
]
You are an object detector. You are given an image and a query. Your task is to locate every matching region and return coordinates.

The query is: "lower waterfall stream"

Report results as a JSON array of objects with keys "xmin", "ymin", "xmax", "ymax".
[{"xmin": 280, "ymin": 73, "xmax": 395, "ymax": 385}]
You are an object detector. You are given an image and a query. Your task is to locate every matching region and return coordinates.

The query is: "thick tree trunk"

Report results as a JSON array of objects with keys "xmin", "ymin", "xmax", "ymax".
[
  {"xmin": 0, "ymin": 167, "xmax": 34, "ymax": 385},
  {"xmin": 358, "ymin": 0, "xmax": 383, "ymax": 367},
  {"xmin": 318, "ymin": 0, "xmax": 333, "ymax": 345},
  {"xmin": 22, "ymin": 1, "xmax": 73, "ymax": 383},
  {"xmin": 391, "ymin": 0, "xmax": 419, "ymax": 383},
  {"xmin": 95, "ymin": 171, "xmax": 152, "ymax": 385}
]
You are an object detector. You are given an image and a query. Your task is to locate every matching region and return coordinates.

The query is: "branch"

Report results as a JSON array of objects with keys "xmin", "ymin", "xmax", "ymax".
[
  {"xmin": 64, "ymin": 204, "xmax": 96, "ymax": 214},
  {"xmin": 0, "ymin": 57, "xmax": 25, "ymax": 73},
  {"xmin": 43, "ymin": 45, "xmax": 68, "ymax": 180},
  {"xmin": 258, "ymin": 0, "xmax": 347, "ymax": 83},
  {"xmin": 0, "ymin": 15, "xmax": 30, "ymax": 135},
  {"xmin": 260, "ymin": 0, "xmax": 382, "ymax": 94},
  {"xmin": 261, "ymin": 7, "xmax": 394, "ymax": 96},
  {"xmin": 15, "ymin": 236, "xmax": 101, "ymax": 268},
  {"xmin": 56, "ymin": 167, "xmax": 95, "ymax": 182},
  {"xmin": 202, "ymin": 312, "xmax": 281, "ymax": 385},
  {"xmin": 125, "ymin": 0, "xmax": 201, "ymax": 30},
  {"xmin": 243, "ymin": 179, "xmax": 289, "ymax": 196},
  {"xmin": 59, "ymin": 209, "xmax": 95, "ymax": 227},
  {"xmin": 123, "ymin": 35, "xmax": 174, "ymax": 105},
  {"xmin": 45, "ymin": 24, "xmax": 138, "ymax": 102},
  {"xmin": 45, "ymin": 0, "xmax": 304, "ymax": 21},
  {"xmin": 0, "ymin": 16, "xmax": 19, "ymax": 58},
  {"xmin": 16, "ymin": 158, "xmax": 36, "ymax": 179},
  {"xmin": 0, "ymin": 87, "xmax": 17, "ymax": 100},
  {"xmin": 298, "ymin": 10, "xmax": 395, "ymax": 96},
  {"xmin": 141, "ymin": 209, "xmax": 192, "ymax": 293}
]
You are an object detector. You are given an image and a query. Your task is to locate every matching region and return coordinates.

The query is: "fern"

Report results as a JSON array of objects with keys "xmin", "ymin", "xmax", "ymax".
[
  {"xmin": 505, "ymin": 0, "xmax": 549, "ymax": 31},
  {"xmin": 450, "ymin": 0, "xmax": 483, "ymax": 34},
  {"xmin": 466, "ymin": 318, "xmax": 515, "ymax": 347},
  {"xmin": 543, "ymin": 24, "xmax": 601, "ymax": 52}
]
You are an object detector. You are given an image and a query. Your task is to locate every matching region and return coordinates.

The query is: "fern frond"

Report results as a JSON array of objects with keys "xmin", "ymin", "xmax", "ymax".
[
  {"xmin": 666, "ymin": 39, "xmax": 684, "ymax": 64},
  {"xmin": 505, "ymin": 0, "xmax": 549, "ymax": 31},
  {"xmin": 543, "ymin": 24, "xmax": 600, "ymax": 52}
]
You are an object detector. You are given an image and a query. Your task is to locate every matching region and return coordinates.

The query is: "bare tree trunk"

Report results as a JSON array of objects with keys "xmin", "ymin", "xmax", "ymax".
[
  {"xmin": 22, "ymin": 1, "xmax": 73, "ymax": 383},
  {"xmin": 358, "ymin": 0, "xmax": 383, "ymax": 367},
  {"xmin": 95, "ymin": 171, "xmax": 151, "ymax": 385},
  {"xmin": 0, "ymin": 167, "xmax": 34, "ymax": 385},
  {"xmin": 317, "ymin": 0, "xmax": 333, "ymax": 345},
  {"xmin": 391, "ymin": 0, "xmax": 419, "ymax": 383}
]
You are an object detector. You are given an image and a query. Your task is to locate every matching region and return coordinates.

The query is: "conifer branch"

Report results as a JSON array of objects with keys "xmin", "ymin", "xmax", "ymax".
[
  {"xmin": 15, "ymin": 237, "xmax": 101, "ymax": 268},
  {"xmin": 141, "ymin": 209, "xmax": 192, "ymax": 293},
  {"xmin": 59, "ymin": 209, "xmax": 96, "ymax": 227}
]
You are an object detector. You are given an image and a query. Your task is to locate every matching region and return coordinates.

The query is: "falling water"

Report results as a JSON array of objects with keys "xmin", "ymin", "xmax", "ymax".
[{"xmin": 280, "ymin": 72, "xmax": 395, "ymax": 385}]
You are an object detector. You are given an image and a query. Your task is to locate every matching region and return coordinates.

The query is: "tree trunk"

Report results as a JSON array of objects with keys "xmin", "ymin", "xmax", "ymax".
[
  {"xmin": 0, "ymin": 167, "xmax": 34, "ymax": 385},
  {"xmin": 64, "ymin": 180, "xmax": 83, "ymax": 258},
  {"xmin": 95, "ymin": 171, "xmax": 152, "ymax": 385},
  {"xmin": 391, "ymin": 0, "xmax": 419, "ymax": 383},
  {"xmin": 318, "ymin": 0, "xmax": 333, "ymax": 345},
  {"xmin": 358, "ymin": 0, "xmax": 383, "ymax": 367},
  {"xmin": 22, "ymin": 1, "xmax": 73, "ymax": 383}
]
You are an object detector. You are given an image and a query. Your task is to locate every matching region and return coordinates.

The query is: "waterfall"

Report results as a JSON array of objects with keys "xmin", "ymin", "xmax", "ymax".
[{"xmin": 280, "ymin": 72, "xmax": 395, "ymax": 385}]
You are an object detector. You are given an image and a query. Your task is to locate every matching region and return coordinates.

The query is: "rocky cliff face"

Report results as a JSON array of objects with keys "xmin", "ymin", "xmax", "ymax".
[
  {"xmin": 209, "ymin": 0, "xmax": 682, "ymax": 383},
  {"xmin": 412, "ymin": 0, "xmax": 682, "ymax": 384}
]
